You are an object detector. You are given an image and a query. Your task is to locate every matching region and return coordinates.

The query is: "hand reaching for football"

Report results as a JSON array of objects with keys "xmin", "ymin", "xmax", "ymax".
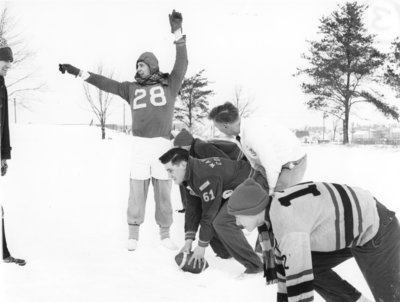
[
  {"xmin": 180, "ymin": 239, "xmax": 193, "ymax": 254},
  {"xmin": 188, "ymin": 246, "xmax": 206, "ymax": 269}
]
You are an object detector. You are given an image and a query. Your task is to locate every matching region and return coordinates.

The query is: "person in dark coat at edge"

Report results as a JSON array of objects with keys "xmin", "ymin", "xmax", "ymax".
[{"xmin": 0, "ymin": 37, "xmax": 26, "ymax": 266}]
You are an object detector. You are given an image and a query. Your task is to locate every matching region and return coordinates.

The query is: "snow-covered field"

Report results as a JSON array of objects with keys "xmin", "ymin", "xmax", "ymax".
[{"xmin": 1, "ymin": 124, "xmax": 399, "ymax": 302}]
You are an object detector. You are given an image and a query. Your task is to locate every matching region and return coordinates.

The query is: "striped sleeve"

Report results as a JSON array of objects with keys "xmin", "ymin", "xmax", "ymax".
[
  {"xmin": 185, "ymin": 231, "xmax": 196, "ymax": 241},
  {"xmin": 278, "ymin": 232, "xmax": 314, "ymax": 302},
  {"xmin": 321, "ymin": 182, "xmax": 377, "ymax": 249}
]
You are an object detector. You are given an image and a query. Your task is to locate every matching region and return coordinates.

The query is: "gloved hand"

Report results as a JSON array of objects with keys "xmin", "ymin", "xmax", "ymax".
[
  {"xmin": 1, "ymin": 159, "xmax": 8, "ymax": 176},
  {"xmin": 59, "ymin": 64, "xmax": 80, "ymax": 77},
  {"xmin": 169, "ymin": 9, "xmax": 183, "ymax": 33}
]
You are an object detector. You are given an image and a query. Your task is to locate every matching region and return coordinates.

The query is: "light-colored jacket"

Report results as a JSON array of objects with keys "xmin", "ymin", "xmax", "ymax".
[
  {"xmin": 270, "ymin": 182, "xmax": 380, "ymax": 302},
  {"xmin": 238, "ymin": 117, "xmax": 305, "ymax": 192}
]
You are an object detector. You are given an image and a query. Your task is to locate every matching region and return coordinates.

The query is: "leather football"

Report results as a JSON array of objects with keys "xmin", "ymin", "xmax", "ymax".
[{"xmin": 175, "ymin": 251, "xmax": 209, "ymax": 274}]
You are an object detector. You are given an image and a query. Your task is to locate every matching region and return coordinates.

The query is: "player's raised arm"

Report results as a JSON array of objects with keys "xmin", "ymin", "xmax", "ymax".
[{"xmin": 168, "ymin": 9, "xmax": 188, "ymax": 98}]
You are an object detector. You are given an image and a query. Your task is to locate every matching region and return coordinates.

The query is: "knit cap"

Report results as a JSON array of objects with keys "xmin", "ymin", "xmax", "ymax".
[
  {"xmin": 0, "ymin": 37, "xmax": 13, "ymax": 62},
  {"xmin": 173, "ymin": 128, "xmax": 194, "ymax": 147},
  {"xmin": 228, "ymin": 178, "xmax": 269, "ymax": 216},
  {"xmin": 136, "ymin": 52, "xmax": 159, "ymax": 74}
]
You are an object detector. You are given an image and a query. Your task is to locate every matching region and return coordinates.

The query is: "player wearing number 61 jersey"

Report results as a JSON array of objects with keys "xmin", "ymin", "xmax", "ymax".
[
  {"xmin": 159, "ymin": 147, "xmax": 268, "ymax": 275},
  {"xmin": 59, "ymin": 10, "xmax": 188, "ymax": 251}
]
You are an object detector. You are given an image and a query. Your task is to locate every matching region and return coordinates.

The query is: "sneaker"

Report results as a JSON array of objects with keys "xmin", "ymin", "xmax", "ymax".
[
  {"xmin": 3, "ymin": 256, "xmax": 26, "ymax": 266},
  {"xmin": 160, "ymin": 238, "xmax": 178, "ymax": 250},
  {"xmin": 236, "ymin": 266, "xmax": 263, "ymax": 280},
  {"xmin": 126, "ymin": 239, "xmax": 138, "ymax": 251}
]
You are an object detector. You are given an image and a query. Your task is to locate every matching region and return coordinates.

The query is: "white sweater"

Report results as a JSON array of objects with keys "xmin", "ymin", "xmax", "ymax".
[{"xmin": 239, "ymin": 117, "xmax": 305, "ymax": 192}]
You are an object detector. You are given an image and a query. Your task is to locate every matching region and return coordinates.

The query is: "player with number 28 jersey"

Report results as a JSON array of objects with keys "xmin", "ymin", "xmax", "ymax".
[
  {"xmin": 85, "ymin": 45, "xmax": 187, "ymax": 139},
  {"xmin": 59, "ymin": 10, "xmax": 188, "ymax": 251}
]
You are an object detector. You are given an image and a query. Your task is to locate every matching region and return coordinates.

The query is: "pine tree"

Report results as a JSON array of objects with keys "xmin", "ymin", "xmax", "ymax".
[
  {"xmin": 297, "ymin": 2, "xmax": 398, "ymax": 144},
  {"xmin": 174, "ymin": 69, "xmax": 214, "ymax": 129},
  {"xmin": 384, "ymin": 38, "xmax": 400, "ymax": 97}
]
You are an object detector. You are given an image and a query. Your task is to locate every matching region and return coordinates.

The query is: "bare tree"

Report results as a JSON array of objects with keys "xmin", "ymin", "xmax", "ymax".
[
  {"xmin": 83, "ymin": 65, "xmax": 114, "ymax": 139},
  {"xmin": 232, "ymin": 85, "xmax": 257, "ymax": 118},
  {"xmin": 331, "ymin": 117, "xmax": 340, "ymax": 142},
  {"xmin": 0, "ymin": 6, "xmax": 45, "ymax": 117}
]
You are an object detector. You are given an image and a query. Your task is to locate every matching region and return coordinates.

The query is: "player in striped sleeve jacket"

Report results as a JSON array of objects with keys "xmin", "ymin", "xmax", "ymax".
[
  {"xmin": 159, "ymin": 147, "xmax": 265, "ymax": 275},
  {"xmin": 228, "ymin": 179, "xmax": 400, "ymax": 302}
]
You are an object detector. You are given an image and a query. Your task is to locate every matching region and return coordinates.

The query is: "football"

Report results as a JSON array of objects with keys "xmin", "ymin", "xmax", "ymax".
[{"xmin": 174, "ymin": 251, "xmax": 209, "ymax": 274}]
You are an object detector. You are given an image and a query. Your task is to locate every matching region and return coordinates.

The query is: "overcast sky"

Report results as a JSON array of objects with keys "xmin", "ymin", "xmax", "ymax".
[{"xmin": 3, "ymin": 0, "xmax": 400, "ymax": 128}]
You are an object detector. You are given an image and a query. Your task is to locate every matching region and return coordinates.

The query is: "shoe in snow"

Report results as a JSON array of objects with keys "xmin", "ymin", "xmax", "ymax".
[
  {"xmin": 126, "ymin": 239, "xmax": 138, "ymax": 251},
  {"xmin": 161, "ymin": 238, "xmax": 178, "ymax": 250},
  {"xmin": 3, "ymin": 256, "xmax": 26, "ymax": 266}
]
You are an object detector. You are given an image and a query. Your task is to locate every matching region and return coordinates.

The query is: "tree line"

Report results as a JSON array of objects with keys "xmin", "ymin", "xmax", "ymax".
[{"xmin": 1, "ymin": 2, "xmax": 400, "ymax": 144}]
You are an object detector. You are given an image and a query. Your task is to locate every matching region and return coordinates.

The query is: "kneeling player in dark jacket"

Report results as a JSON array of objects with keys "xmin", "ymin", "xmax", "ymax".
[
  {"xmin": 173, "ymin": 128, "xmax": 250, "ymax": 261},
  {"xmin": 173, "ymin": 128, "xmax": 246, "ymax": 213},
  {"xmin": 160, "ymin": 147, "xmax": 264, "ymax": 275}
]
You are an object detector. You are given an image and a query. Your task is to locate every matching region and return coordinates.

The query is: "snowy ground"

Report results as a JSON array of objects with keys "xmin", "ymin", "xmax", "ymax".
[{"xmin": 1, "ymin": 124, "xmax": 399, "ymax": 302}]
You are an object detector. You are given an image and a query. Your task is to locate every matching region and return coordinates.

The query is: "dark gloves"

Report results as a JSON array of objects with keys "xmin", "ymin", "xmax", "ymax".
[
  {"xmin": 169, "ymin": 9, "xmax": 183, "ymax": 33},
  {"xmin": 59, "ymin": 64, "xmax": 80, "ymax": 77}
]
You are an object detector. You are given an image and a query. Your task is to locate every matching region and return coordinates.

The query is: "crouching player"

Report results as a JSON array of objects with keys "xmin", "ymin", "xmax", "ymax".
[
  {"xmin": 228, "ymin": 179, "xmax": 400, "ymax": 302},
  {"xmin": 159, "ymin": 148, "xmax": 264, "ymax": 276}
]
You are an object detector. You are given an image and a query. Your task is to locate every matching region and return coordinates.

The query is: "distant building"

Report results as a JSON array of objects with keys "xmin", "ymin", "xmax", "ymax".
[
  {"xmin": 352, "ymin": 130, "xmax": 370, "ymax": 141},
  {"xmin": 351, "ymin": 124, "xmax": 400, "ymax": 145}
]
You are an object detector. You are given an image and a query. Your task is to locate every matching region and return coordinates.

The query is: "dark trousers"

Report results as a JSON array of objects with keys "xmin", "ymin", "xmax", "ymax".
[
  {"xmin": 312, "ymin": 249, "xmax": 361, "ymax": 301},
  {"xmin": 2, "ymin": 216, "xmax": 11, "ymax": 259},
  {"xmin": 312, "ymin": 201, "xmax": 400, "ymax": 302},
  {"xmin": 213, "ymin": 202, "xmax": 263, "ymax": 270},
  {"xmin": 209, "ymin": 233, "xmax": 231, "ymax": 259}
]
